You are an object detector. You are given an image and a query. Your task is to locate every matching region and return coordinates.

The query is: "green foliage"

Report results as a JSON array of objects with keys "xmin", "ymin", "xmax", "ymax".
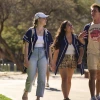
[
  {"xmin": 0, "ymin": 94, "xmax": 12, "ymax": 100},
  {"xmin": 1, "ymin": 0, "xmax": 95, "ymax": 52},
  {"xmin": 2, "ymin": 26, "xmax": 23, "ymax": 51}
]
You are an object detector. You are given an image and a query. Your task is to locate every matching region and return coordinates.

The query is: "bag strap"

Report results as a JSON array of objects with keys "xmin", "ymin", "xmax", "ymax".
[
  {"xmin": 31, "ymin": 28, "xmax": 35, "ymax": 52},
  {"xmin": 44, "ymin": 28, "xmax": 48, "ymax": 34},
  {"xmin": 30, "ymin": 28, "xmax": 35, "ymax": 42}
]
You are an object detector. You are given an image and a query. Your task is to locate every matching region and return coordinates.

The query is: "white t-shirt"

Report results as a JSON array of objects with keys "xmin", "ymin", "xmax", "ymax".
[
  {"xmin": 87, "ymin": 22, "xmax": 100, "ymax": 54},
  {"xmin": 35, "ymin": 36, "xmax": 44, "ymax": 47},
  {"xmin": 66, "ymin": 44, "xmax": 75, "ymax": 54}
]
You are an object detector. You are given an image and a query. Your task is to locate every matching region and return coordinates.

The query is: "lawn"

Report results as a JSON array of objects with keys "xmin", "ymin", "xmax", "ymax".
[{"xmin": 0, "ymin": 94, "xmax": 12, "ymax": 100}]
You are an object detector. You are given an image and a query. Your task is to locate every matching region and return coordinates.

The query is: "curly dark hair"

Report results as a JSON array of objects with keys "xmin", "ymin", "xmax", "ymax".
[{"xmin": 52, "ymin": 20, "xmax": 71, "ymax": 50}]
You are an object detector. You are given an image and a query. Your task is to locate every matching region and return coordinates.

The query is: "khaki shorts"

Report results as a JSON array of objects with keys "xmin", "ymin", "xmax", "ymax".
[
  {"xmin": 87, "ymin": 53, "xmax": 100, "ymax": 70},
  {"xmin": 59, "ymin": 54, "xmax": 77, "ymax": 69}
]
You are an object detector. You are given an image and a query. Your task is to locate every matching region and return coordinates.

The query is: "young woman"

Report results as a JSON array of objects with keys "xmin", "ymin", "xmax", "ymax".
[
  {"xmin": 51, "ymin": 20, "xmax": 84, "ymax": 100},
  {"xmin": 22, "ymin": 12, "xmax": 53, "ymax": 100}
]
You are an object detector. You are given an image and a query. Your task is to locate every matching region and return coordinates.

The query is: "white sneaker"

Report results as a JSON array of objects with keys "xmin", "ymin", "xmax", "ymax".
[
  {"xmin": 90, "ymin": 96, "xmax": 97, "ymax": 100},
  {"xmin": 96, "ymin": 96, "xmax": 100, "ymax": 100},
  {"xmin": 46, "ymin": 83, "xmax": 49, "ymax": 87}
]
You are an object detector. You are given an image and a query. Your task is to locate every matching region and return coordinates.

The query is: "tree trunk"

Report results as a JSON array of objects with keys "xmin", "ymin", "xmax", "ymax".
[{"xmin": 0, "ymin": 36, "xmax": 23, "ymax": 71}]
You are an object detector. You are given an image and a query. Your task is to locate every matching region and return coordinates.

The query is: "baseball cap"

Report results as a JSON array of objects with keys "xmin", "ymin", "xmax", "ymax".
[
  {"xmin": 34, "ymin": 12, "xmax": 49, "ymax": 20},
  {"xmin": 91, "ymin": 0, "xmax": 100, "ymax": 8}
]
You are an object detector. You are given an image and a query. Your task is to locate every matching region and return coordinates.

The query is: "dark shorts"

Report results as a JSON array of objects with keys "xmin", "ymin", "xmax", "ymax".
[{"xmin": 59, "ymin": 54, "xmax": 77, "ymax": 69}]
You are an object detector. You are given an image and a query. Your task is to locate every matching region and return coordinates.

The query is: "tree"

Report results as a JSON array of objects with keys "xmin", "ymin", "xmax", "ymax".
[
  {"xmin": 0, "ymin": 0, "xmax": 23, "ymax": 71},
  {"xmin": 0, "ymin": 0, "xmax": 95, "ymax": 72}
]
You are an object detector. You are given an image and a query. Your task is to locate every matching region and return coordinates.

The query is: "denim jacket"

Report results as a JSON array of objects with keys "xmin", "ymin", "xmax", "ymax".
[
  {"xmin": 55, "ymin": 34, "xmax": 84, "ymax": 75},
  {"xmin": 23, "ymin": 27, "xmax": 53, "ymax": 60}
]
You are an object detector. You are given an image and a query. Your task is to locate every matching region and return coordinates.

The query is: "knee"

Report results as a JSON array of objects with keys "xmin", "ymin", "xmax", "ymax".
[
  {"xmin": 26, "ymin": 76, "xmax": 34, "ymax": 84},
  {"xmin": 67, "ymin": 77, "xmax": 72, "ymax": 84},
  {"xmin": 62, "ymin": 76, "xmax": 72, "ymax": 83},
  {"xmin": 38, "ymin": 80, "xmax": 45, "ymax": 86},
  {"xmin": 62, "ymin": 77, "xmax": 67, "ymax": 83}
]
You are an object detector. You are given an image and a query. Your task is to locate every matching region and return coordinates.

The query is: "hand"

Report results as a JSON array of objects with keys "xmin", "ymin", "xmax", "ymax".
[
  {"xmin": 78, "ymin": 57, "xmax": 82, "ymax": 64},
  {"xmin": 50, "ymin": 62, "xmax": 56, "ymax": 72},
  {"xmin": 24, "ymin": 58, "xmax": 29, "ymax": 68},
  {"xmin": 79, "ymin": 31, "xmax": 87, "ymax": 39}
]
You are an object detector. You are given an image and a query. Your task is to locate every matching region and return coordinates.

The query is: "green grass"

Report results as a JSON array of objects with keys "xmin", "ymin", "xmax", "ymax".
[{"xmin": 0, "ymin": 94, "xmax": 12, "ymax": 100}]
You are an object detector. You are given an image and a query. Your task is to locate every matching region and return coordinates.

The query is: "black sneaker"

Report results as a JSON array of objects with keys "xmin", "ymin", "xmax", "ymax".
[{"xmin": 64, "ymin": 98, "xmax": 71, "ymax": 100}]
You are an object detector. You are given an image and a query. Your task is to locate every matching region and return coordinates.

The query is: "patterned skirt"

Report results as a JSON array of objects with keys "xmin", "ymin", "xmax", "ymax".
[{"xmin": 59, "ymin": 54, "xmax": 77, "ymax": 69}]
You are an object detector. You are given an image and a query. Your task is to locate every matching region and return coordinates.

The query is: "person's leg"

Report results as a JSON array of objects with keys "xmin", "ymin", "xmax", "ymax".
[
  {"xmin": 59, "ymin": 68, "xmax": 68, "ymax": 99},
  {"xmin": 33, "ymin": 69, "xmax": 38, "ymax": 85},
  {"xmin": 59, "ymin": 67, "xmax": 74, "ymax": 99},
  {"xmin": 66, "ymin": 67, "xmax": 75, "ymax": 97},
  {"xmin": 22, "ymin": 49, "xmax": 38, "ymax": 100},
  {"xmin": 22, "ymin": 60, "xmax": 37, "ymax": 100},
  {"xmin": 87, "ymin": 53, "xmax": 98, "ymax": 99},
  {"xmin": 46, "ymin": 64, "xmax": 50, "ymax": 87},
  {"xmin": 96, "ymin": 70, "xmax": 100, "ymax": 97},
  {"xmin": 89, "ymin": 70, "xmax": 97, "ymax": 97},
  {"xmin": 36, "ymin": 48, "xmax": 47, "ymax": 100}
]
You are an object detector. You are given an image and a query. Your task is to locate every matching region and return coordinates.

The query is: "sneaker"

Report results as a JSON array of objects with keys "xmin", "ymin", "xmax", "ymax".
[
  {"xmin": 46, "ymin": 83, "xmax": 49, "ymax": 87},
  {"xmin": 64, "ymin": 98, "xmax": 71, "ymax": 100},
  {"xmin": 96, "ymin": 96, "xmax": 100, "ymax": 100},
  {"xmin": 90, "ymin": 96, "xmax": 97, "ymax": 100}
]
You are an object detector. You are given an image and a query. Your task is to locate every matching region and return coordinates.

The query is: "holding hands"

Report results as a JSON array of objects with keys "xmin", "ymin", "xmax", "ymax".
[
  {"xmin": 24, "ymin": 57, "xmax": 29, "ymax": 68},
  {"xmin": 50, "ymin": 61, "xmax": 56, "ymax": 72}
]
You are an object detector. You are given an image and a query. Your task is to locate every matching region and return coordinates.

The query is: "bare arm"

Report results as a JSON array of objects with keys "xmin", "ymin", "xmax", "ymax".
[
  {"xmin": 49, "ymin": 46, "xmax": 53, "ymax": 65},
  {"xmin": 78, "ymin": 37, "xmax": 85, "ymax": 45},
  {"xmin": 78, "ymin": 31, "xmax": 87, "ymax": 45},
  {"xmin": 51, "ymin": 49, "xmax": 59, "ymax": 72},
  {"xmin": 24, "ymin": 41, "xmax": 29, "ymax": 67},
  {"xmin": 24, "ymin": 42, "xmax": 29, "ymax": 57},
  {"xmin": 78, "ymin": 47, "xmax": 84, "ymax": 64},
  {"xmin": 53, "ymin": 49, "xmax": 59, "ymax": 64}
]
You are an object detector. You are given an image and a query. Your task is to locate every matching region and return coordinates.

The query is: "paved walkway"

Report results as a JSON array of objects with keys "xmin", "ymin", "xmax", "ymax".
[{"xmin": 0, "ymin": 72, "xmax": 90, "ymax": 100}]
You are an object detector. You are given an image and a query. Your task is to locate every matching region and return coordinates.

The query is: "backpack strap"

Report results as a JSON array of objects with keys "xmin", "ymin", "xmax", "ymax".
[
  {"xmin": 31, "ymin": 28, "xmax": 35, "ymax": 42},
  {"xmin": 84, "ymin": 23, "xmax": 91, "ymax": 33},
  {"xmin": 84, "ymin": 23, "xmax": 91, "ymax": 46},
  {"xmin": 31, "ymin": 28, "xmax": 35, "ymax": 52},
  {"xmin": 44, "ymin": 28, "xmax": 48, "ymax": 34}
]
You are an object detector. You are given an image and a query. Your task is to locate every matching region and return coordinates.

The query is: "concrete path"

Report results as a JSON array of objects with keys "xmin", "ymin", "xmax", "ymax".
[{"xmin": 0, "ymin": 73, "xmax": 90, "ymax": 100}]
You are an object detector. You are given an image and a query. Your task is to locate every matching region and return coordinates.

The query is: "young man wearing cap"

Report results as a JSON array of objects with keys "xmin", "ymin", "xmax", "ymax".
[
  {"xmin": 79, "ymin": 3, "xmax": 100, "ymax": 100},
  {"xmin": 22, "ymin": 12, "xmax": 53, "ymax": 100}
]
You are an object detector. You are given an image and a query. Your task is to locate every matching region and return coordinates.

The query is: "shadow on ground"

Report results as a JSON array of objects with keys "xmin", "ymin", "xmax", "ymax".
[{"xmin": 45, "ymin": 87, "xmax": 61, "ymax": 92}]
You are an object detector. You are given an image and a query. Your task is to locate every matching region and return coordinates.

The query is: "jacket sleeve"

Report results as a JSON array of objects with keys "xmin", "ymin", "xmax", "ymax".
[{"xmin": 23, "ymin": 29, "xmax": 32, "ymax": 43}]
